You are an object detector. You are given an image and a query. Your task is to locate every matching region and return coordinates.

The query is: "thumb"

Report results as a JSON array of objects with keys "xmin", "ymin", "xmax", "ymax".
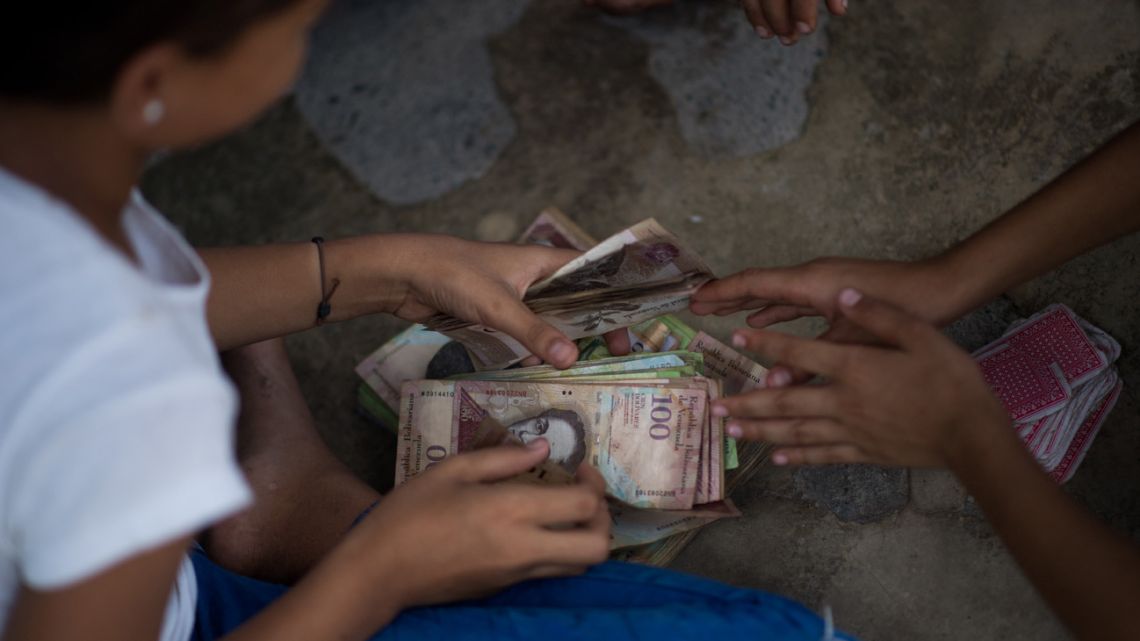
[
  {"xmin": 575, "ymin": 463, "xmax": 607, "ymax": 495},
  {"xmin": 523, "ymin": 246, "xmax": 582, "ymax": 282},
  {"xmin": 450, "ymin": 439, "xmax": 552, "ymax": 483},
  {"xmin": 835, "ymin": 288, "xmax": 931, "ymax": 350},
  {"xmin": 603, "ymin": 328, "xmax": 631, "ymax": 356},
  {"xmin": 485, "ymin": 294, "xmax": 579, "ymax": 368}
]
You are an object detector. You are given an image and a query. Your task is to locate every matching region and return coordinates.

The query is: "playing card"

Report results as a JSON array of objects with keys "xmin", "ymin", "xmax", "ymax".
[
  {"xmin": 977, "ymin": 345, "xmax": 1070, "ymax": 423},
  {"xmin": 992, "ymin": 305, "xmax": 1108, "ymax": 387},
  {"xmin": 1016, "ymin": 417, "xmax": 1044, "ymax": 441},
  {"xmin": 975, "ymin": 304, "xmax": 1123, "ymax": 484},
  {"xmin": 1035, "ymin": 370, "xmax": 1118, "ymax": 469},
  {"xmin": 1050, "ymin": 375, "xmax": 1122, "ymax": 484}
]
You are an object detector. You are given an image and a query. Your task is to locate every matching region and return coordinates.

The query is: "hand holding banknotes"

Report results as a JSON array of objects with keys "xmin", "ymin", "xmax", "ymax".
[
  {"xmin": 348, "ymin": 440, "xmax": 610, "ymax": 611},
  {"xmin": 713, "ymin": 288, "xmax": 1014, "ymax": 468},
  {"xmin": 389, "ymin": 236, "xmax": 627, "ymax": 368}
]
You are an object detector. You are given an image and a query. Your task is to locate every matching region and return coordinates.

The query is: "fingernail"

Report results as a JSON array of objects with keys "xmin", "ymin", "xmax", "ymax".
[
  {"xmin": 796, "ymin": 21, "xmax": 812, "ymax": 34},
  {"xmin": 731, "ymin": 333, "xmax": 746, "ymax": 348},
  {"xmin": 711, "ymin": 404, "xmax": 728, "ymax": 417},
  {"xmin": 842, "ymin": 0, "xmax": 848, "ymax": 10},
  {"xmin": 755, "ymin": 25, "xmax": 771, "ymax": 38},
  {"xmin": 526, "ymin": 438, "xmax": 548, "ymax": 451},
  {"xmin": 772, "ymin": 452, "xmax": 789, "ymax": 465},
  {"xmin": 768, "ymin": 369, "xmax": 792, "ymax": 387},
  {"xmin": 727, "ymin": 423, "xmax": 743, "ymax": 438},
  {"xmin": 548, "ymin": 340, "xmax": 576, "ymax": 364},
  {"xmin": 838, "ymin": 288, "xmax": 863, "ymax": 307},
  {"xmin": 779, "ymin": 35, "xmax": 794, "ymax": 46}
]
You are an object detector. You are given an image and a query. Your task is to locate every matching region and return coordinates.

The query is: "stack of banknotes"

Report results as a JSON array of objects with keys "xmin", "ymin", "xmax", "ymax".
[{"xmin": 356, "ymin": 210, "xmax": 772, "ymax": 553}]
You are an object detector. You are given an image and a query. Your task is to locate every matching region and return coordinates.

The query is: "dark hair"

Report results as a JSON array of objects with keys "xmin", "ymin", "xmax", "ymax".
[{"xmin": 1, "ymin": 1, "xmax": 301, "ymax": 103}]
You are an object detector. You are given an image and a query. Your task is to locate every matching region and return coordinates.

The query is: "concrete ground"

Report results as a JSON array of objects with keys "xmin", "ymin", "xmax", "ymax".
[{"xmin": 142, "ymin": 1, "xmax": 1140, "ymax": 639}]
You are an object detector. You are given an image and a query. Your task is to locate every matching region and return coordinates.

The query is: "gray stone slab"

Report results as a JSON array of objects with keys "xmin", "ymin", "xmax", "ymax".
[
  {"xmin": 821, "ymin": 510, "xmax": 1067, "ymax": 641},
  {"xmin": 794, "ymin": 464, "xmax": 910, "ymax": 524},
  {"xmin": 295, "ymin": 0, "xmax": 531, "ymax": 205},
  {"xmin": 910, "ymin": 468, "xmax": 968, "ymax": 515},
  {"xmin": 606, "ymin": 0, "xmax": 827, "ymax": 157}
]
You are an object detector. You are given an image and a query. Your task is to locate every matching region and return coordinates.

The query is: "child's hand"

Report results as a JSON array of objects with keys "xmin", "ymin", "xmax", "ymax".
[
  {"xmin": 582, "ymin": 0, "xmax": 847, "ymax": 46},
  {"xmin": 740, "ymin": 0, "xmax": 847, "ymax": 43},
  {"xmin": 691, "ymin": 257, "xmax": 962, "ymax": 384},
  {"xmin": 712, "ymin": 289, "xmax": 1013, "ymax": 469},
  {"xmin": 391, "ymin": 237, "xmax": 628, "ymax": 368},
  {"xmin": 583, "ymin": 0, "xmax": 673, "ymax": 15},
  {"xmin": 350, "ymin": 440, "xmax": 611, "ymax": 610}
]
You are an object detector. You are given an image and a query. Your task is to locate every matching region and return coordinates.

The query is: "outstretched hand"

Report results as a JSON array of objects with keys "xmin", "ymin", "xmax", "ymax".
[
  {"xmin": 710, "ymin": 289, "xmax": 1012, "ymax": 469},
  {"xmin": 690, "ymin": 257, "xmax": 961, "ymax": 384}
]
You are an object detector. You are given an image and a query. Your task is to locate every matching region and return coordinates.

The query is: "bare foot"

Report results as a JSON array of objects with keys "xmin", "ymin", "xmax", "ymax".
[
  {"xmin": 583, "ymin": 0, "xmax": 674, "ymax": 16},
  {"xmin": 200, "ymin": 339, "xmax": 380, "ymax": 584}
]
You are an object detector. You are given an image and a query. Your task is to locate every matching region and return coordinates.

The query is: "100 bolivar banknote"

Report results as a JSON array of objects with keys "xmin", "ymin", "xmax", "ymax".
[{"xmin": 398, "ymin": 378, "xmax": 708, "ymax": 509}]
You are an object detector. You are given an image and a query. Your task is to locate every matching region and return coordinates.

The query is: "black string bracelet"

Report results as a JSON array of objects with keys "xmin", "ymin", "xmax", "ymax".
[{"xmin": 311, "ymin": 237, "xmax": 340, "ymax": 325}]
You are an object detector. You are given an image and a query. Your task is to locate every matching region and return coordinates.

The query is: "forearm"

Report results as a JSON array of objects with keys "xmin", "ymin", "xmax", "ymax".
[
  {"xmin": 220, "ymin": 535, "xmax": 401, "ymax": 641},
  {"xmin": 932, "ymin": 120, "xmax": 1140, "ymax": 319},
  {"xmin": 200, "ymin": 236, "xmax": 412, "ymax": 351},
  {"xmin": 950, "ymin": 421, "xmax": 1140, "ymax": 641}
]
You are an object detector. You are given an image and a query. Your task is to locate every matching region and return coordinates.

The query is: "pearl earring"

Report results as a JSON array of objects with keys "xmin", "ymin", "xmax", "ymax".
[{"xmin": 142, "ymin": 99, "xmax": 165, "ymax": 126}]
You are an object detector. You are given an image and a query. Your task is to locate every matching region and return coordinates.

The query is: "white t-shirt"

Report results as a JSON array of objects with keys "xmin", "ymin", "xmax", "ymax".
[{"xmin": 0, "ymin": 168, "xmax": 252, "ymax": 641}]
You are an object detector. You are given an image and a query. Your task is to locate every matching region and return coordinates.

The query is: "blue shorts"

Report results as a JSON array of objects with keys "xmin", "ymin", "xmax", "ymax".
[{"xmin": 190, "ymin": 549, "xmax": 856, "ymax": 641}]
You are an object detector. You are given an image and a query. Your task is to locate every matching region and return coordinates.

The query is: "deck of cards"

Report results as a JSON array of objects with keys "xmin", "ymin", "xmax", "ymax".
[{"xmin": 975, "ymin": 304, "xmax": 1123, "ymax": 483}]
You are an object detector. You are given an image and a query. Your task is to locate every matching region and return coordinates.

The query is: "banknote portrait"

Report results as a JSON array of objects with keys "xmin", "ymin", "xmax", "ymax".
[{"xmin": 506, "ymin": 408, "xmax": 588, "ymax": 471}]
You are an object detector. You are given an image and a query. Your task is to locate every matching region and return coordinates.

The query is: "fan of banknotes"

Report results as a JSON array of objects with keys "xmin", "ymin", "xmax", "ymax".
[{"xmin": 356, "ymin": 209, "xmax": 775, "ymax": 563}]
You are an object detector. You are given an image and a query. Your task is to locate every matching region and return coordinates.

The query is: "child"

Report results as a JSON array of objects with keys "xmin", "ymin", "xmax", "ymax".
[
  {"xmin": 691, "ymin": 121, "xmax": 1140, "ymax": 640},
  {"xmin": 0, "ymin": 2, "xmax": 847, "ymax": 640}
]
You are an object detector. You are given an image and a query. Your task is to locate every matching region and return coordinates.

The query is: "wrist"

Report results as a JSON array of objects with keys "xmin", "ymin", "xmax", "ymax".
[
  {"xmin": 322, "ymin": 235, "xmax": 414, "ymax": 319},
  {"xmin": 942, "ymin": 409, "xmax": 1022, "ymax": 480},
  {"xmin": 917, "ymin": 250, "xmax": 992, "ymax": 326},
  {"xmin": 321, "ymin": 528, "xmax": 407, "ymax": 626}
]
